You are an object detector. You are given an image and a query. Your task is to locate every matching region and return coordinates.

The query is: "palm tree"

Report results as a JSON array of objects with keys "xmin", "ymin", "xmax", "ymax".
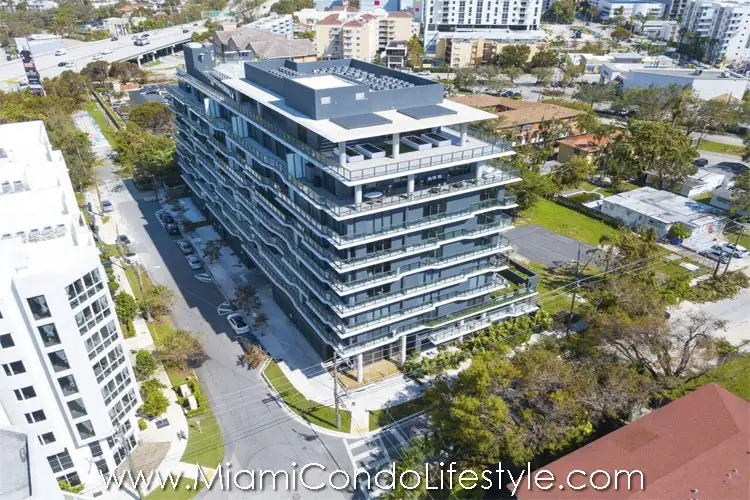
[{"xmin": 253, "ymin": 312, "xmax": 269, "ymax": 332}]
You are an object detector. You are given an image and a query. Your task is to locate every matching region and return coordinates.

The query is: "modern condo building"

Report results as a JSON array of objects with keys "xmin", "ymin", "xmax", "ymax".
[
  {"xmin": 168, "ymin": 44, "xmax": 538, "ymax": 381},
  {"xmin": 0, "ymin": 121, "xmax": 140, "ymax": 495}
]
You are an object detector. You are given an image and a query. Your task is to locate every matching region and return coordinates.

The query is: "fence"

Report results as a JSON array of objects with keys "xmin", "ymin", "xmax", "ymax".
[
  {"xmin": 92, "ymin": 90, "xmax": 124, "ymax": 130},
  {"xmin": 550, "ymin": 194, "xmax": 624, "ymax": 229}
]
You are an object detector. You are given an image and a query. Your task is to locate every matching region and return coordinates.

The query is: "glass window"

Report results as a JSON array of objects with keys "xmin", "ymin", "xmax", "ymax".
[
  {"xmin": 39, "ymin": 432, "xmax": 56, "ymax": 445},
  {"xmin": 0, "ymin": 333, "xmax": 13, "ymax": 348},
  {"xmin": 14, "ymin": 386, "xmax": 36, "ymax": 400},
  {"xmin": 25, "ymin": 409, "xmax": 46, "ymax": 423},
  {"xmin": 27, "ymin": 295, "xmax": 51, "ymax": 320},
  {"xmin": 48, "ymin": 350, "xmax": 70, "ymax": 372},
  {"xmin": 58, "ymin": 375, "xmax": 79, "ymax": 396},
  {"xmin": 56, "ymin": 471, "xmax": 81, "ymax": 487},
  {"xmin": 37, "ymin": 323, "xmax": 61, "ymax": 347},
  {"xmin": 3, "ymin": 361, "xmax": 26, "ymax": 376},
  {"xmin": 48, "ymin": 450, "xmax": 74, "ymax": 473},
  {"xmin": 67, "ymin": 398, "xmax": 88, "ymax": 419},
  {"xmin": 76, "ymin": 420, "xmax": 96, "ymax": 440},
  {"xmin": 89, "ymin": 441, "xmax": 103, "ymax": 457}
]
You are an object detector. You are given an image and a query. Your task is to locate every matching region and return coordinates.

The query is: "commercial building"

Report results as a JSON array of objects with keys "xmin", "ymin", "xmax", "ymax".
[
  {"xmin": 212, "ymin": 29, "xmax": 316, "ymax": 62},
  {"xmin": 383, "ymin": 40, "xmax": 408, "ymax": 68},
  {"xmin": 241, "ymin": 13, "xmax": 294, "ymax": 39},
  {"xmin": 515, "ymin": 383, "xmax": 750, "ymax": 498},
  {"xmin": 622, "ymin": 68, "xmax": 748, "ymax": 100},
  {"xmin": 637, "ymin": 19, "xmax": 679, "ymax": 41},
  {"xmin": 423, "ymin": 0, "xmax": 544, "ymax": 54},
  {"xmin": 314, "ymin": 11, "xmax": 416, "ymax": 61},
  {"xmin": 600, "ymin": 187, "xmax": 725, "ymax": 238},
  {"xmin": 596, "ymin": 0, "xmax": 665, "ymax": 21},
  {"xmin": 169, "ymin": 45, "xmax": 538, "ymax": 381},
  {"xmin": 450, "ymin": 94, "xmax": 584, "ymax": 146},
  {"xmin": 598, "ymin": 54, "xmax": 678, "ymax": 83},
  {"xmin": 681, "ymin": 0, "xmax": 750, "ymax": 65},
  {"xmin": 0, "ymin": 121, "xmax": 140, "ymax": 495},
  {"xmin": 434, "ymin": 30, "xmax": 546, "ymax": 67}
]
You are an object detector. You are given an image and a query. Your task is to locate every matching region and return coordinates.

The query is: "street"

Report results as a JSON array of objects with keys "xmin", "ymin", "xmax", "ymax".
[{"xmin": 94, "ymin": 158, "xmax": 352, "ymax": 498}]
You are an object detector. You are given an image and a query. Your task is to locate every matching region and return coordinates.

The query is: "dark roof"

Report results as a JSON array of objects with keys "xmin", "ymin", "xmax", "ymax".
[
  {"xmin": 398, "ymin": 104, "xmax": 457, "ymax": 119},
  {"xmin": 331, "ymin": 113, "xmax": 392, "ymax": 129},
  {"xmin": 513, "ymin": 383, "xmax": 750, "ymax": 499}
]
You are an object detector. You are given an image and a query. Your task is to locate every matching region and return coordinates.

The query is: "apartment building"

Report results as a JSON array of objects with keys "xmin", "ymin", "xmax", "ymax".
[
  {"xmin": 212, "ymin": 28, "xmax": 316, "ymax": 62},
  {"xmin": 168, "ymin": 45, "xmax": 538, "ymax": 380},
  {"xmin": 681, "ymin": 0, "xmax": 750, "ymax": 65},
  {"xmin": 596, "ymin": 0, "xmax": 666, "ymax": 21},
  {"xmin": 435, "ymin": 31, "xmax": 546, "ymax": 67},
  {"xmin": 423, "ymin": 0, "xmax": 544, "ymax": 54},
  {"xmin": 242, "ymin": 13, "xmax": 294, "ymax": 38},
  {"xmin": 0, "ymin": 122, "xmax": 140, "ymax": 495},
  {"xmin": 315, "ymin": 11, "xmax": 415, "ymax": 61}
]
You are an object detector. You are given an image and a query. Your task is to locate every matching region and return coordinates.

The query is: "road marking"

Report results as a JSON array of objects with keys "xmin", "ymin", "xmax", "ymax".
[
  {"xmin": 195, "ymin": 273, "xmax": 213, "ymax": 283},
  {"xmin": 217, "ymin": 301, "xmax": 234, "ymax": 316}
]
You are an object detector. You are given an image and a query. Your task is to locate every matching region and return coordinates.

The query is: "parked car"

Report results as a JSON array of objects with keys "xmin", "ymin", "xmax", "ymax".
[
  {"xmin": 694, "ymin": 158, "xmax": 709, "ymax": 167},
  {"xmin": 226, "ymin": 313, "xmax": 250, "ymax": 335},
  {"xmin": 118, "ymin": 235, "xmax": 131, "ymax": 245},
  {"xmin": 102, "ymin": 200, "xmax": 114, "ymax": 212},
  {"xmin": 176, "ymin": 239, "xmax": 193, "ymax": 254},
  {"xmin": 163, "ymin": 214, "xmax": 175, "ymax": 225},
  {"xmin": 186, "ymin": 254, "xmax": 203, "ymax": 269},
  {"xmin": 721, "ymin": 243, "xmax": 748, "ymax": 258},
  {"xmin": 166, "ymin": 223, "xmax": 180, "ymax": 235},
  {"xmin": 54, "ymin": 49, "xmax": 66, "ymax": 56},
  {"xmin": 183, "ymin": 28, "xmax": 189, "ymax": 33},
  {"xmin": 699, "ymin": 247, "xmax": 731, "ymax": 263},
  {"xmin": 124, "ymin": 253, "xmax": 139, "ymax": 265}
]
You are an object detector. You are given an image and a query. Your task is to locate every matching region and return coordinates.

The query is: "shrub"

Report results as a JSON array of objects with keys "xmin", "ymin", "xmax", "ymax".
[
  {"xmin": 138, "ymin": 418, "xmax": 148, "ymax": 430},
  {"xmin": 58, "ymin": 481, "xmax": 85, "ymax": 494},
  {"xmin": 134, "ymin": 349, "xmax": 158, "ymax": 380},
  {"xmin": 683, "ymin": 271, "xmax": 750, "ymax": 303},
  {"xmin": 140, "ymin": 378, "xmax": 169, "ymax": 418},
  {"xmin": 667, "ymin": 222, "xmax": 691, "ymax": 241},
  {"xmin": 243, "ymin": 345, "xmax": 267, "ymax": 369}
]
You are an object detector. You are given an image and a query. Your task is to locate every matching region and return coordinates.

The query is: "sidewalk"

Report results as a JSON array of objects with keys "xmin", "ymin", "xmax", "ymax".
[
  {"xmin": 113, "ymin": 264, "xmax": 154, "ymax": 351},
  {"xmin": 164, "ymin": 198, "xmax": 425, "ymax": 435}
]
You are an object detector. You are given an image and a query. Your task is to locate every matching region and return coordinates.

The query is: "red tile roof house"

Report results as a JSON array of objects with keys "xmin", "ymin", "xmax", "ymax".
[{"xmin": 511, "ymin": 383, "xmax": 750, "ymax": 499}]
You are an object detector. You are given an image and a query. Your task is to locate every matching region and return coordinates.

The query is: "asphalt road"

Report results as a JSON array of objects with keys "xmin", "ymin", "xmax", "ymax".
[
  {"xmin": 0, "ymin": 22, "xmax": 203, "ymax": 83},
  {"xmin": 94, "ymin": 159, "xmax": 351, "ymax": 498},
  {"xmin": 506, "ymin": 225, "xmax": 595, "ymax": 268}
]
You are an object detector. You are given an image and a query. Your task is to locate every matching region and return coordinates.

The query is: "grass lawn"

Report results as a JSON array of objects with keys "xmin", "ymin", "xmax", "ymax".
[
  {"xmin": 697, "ymin": 140, "xmax": 744, "ymax": 156},
  {"xmin": 524, "ymin": 260, "xmax": 583, "ymax": 316},
  {"xmin": 264, "ymin": 360, "xmax": 352, "ymax": 432},
  {"xmin": 85, "ymin": 101, "xmax": 118, "ymax": 145},
  {"xmin": 517, "ymin": 198, "xmax": 618, "ymax": 246},
  {"xmin": 665, "ymin": 354, "xmax": 750, "ymax": 401},
  {"xmin": 145, "ymin": 482, "xmax": 203, "ymax": 500},
  {"xmin": 691, "ymin": 192, "xmax": 713, "ymax": 205},
  {"xmin": 369, "ymin": 397, "xmax": 424, "ymax": 430},
  {"xmin": 124, "ymin": 266, "xmax": 146, "ymax": 301},
  {"xmin": 75, "ymin": 192, "xmax": 93, "ymax": 227},
  {"xmin": 181, "ymin": 407, "xmax": 224, "ymax": 468},
  {"xmin": 577, "ymin": 180, "xmax": 639, "ymax": 198}
]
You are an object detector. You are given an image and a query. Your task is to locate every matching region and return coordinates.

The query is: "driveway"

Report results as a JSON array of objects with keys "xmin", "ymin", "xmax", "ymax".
[
  {"xmin": 94, "ymin": 160, "xmax": 351, "ymax": 498},
  {"xmin": 506, "ymin": 225, "xmax": 596, "ymax": 268},
  {"xmin": 672, "ymin": 284, "xmax": 750, "ymax": 347}
]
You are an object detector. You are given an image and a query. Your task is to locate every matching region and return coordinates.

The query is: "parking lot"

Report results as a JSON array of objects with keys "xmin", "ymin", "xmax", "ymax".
[{"xmin": 506, "ymin": 225, "xmax": 597, "ymax": 268}]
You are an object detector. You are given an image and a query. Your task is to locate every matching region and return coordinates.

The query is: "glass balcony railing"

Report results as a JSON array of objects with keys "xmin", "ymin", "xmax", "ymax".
[{"xmin": 172, "ymin": 73, "xmax": 513, "ymax": 182}]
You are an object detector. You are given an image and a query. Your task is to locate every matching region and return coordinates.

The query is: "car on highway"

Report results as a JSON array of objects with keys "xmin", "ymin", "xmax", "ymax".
[
  {"xmin": 111, "ymin": 37, "xmax": 119, "ymax": 41},
  {"xmin": 101, "ymin": 48, "xmax": 112, "ymax": 55},
  {"xmin": 193, "ymin": 23, "xmax": 199, "ymax": 26},
  {"xmin": 183, "ymin": 29, "xmax": 189, "ymax": 33},
  {"xmin": 64, "ymin": 62, "xmax": 75, "ymax": 68},
  {"xmin": 226, "ymin": 313, "xmax": 251, "ymax": 335},
  {"xmin": 55, "ymin": 49, "xmax": 66, "ymax": 56},
  {"xmin": 186, "ymin": 254, "xmax": 203, "ymax": 269},
  {"xmin": 176, "ymin": 239, "xmax": 193, "ymax": 254},
  {"xmin": 102, "ymin": 200, "xmax": 114, "ymax": 212},
  {"xmin": 92, "ymin": 54, "xmax": 102, "ymax": 60},
  {"xmin": 58, "ymin": 61, "xmax": 67, "ymax": 67}
]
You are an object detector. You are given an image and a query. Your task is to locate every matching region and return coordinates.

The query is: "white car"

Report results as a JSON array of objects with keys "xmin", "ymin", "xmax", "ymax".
[
  {"xmin": 124, "ymin": 253, "xmax": 139, "ymax": 265},
  {"xmin": 186, "ymin": 254, "xmax": 203, "ymax": 269},
  {"xmin": 176, "ymin": 239, "xmax": 193, "ymax": 254},
  {"xmin": 92, "ymin": 54, "xmax": 102, "ymax": 60},
  {"xmin": 55, "ymin": 49, "xmax": 66, "ymax": 56},
  {"xmin": 101, "ymin": 48, "xmax": 112, "ymax": 55},
  {"xmin": 64, "ymin": 62, "xmax": 75, "ymax": 68},
  {"xmin": 226, "ymin": 313, "xmax": 251, "ymax": 335},
  {"xmin": 721, "ymin": 243, "xmax": 748, "ymax": 258}
]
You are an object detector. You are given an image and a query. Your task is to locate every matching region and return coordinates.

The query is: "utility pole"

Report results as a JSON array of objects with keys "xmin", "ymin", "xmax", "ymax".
[
  {"xmin": 723, "ymin": 224, "xmax": 745, "ymax": 274},
  {"xmin": 566, "ymin": 243, "xmax": 582, "ymax": 335},
  {"xmin": 333, "ymin": 355, "xmax": 341, "ymax": 429},
  {"xmin": 118, "ymin": 424, "xmax": 143, "ymax": 500}
]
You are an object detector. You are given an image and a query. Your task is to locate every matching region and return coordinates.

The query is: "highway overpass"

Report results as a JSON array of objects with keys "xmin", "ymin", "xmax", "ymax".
[{"xmin": 0, "ymin": 22, "xmax": 206, "ymax": 84}]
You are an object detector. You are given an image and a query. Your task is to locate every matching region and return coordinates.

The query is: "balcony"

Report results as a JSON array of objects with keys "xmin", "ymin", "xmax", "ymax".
[{"xmin": 170, "ymin": 75, "xmax": 512, "ymax": 184}]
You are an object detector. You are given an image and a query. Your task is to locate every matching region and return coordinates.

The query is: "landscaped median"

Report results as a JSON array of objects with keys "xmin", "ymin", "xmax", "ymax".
[{"xmin": 262, "ymin": 360, "xmax": 352, "ymax": 433}]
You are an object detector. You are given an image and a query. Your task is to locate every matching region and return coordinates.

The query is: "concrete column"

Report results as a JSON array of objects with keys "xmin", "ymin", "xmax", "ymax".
[
  {"xmin": 475, "ymin": 161, "xmax": 486, "ymax": 180},
  {"xmin": 136, "ymin": 58, "xmax": 141, "ymax": 67},
  {"xmin": 338, "ymin": 141, "xmax": 347, "ymax": 167},
  {"xmin": 255, "ymin": 101, "xmax": 262, "ymax": 116},
  {"xmin": 354, "ymin": 185, "xmax": 363, "ymax": 205},
  {"xmin": 399, "ymin": 336, "xmax": 407, "ymax": 364},
  {"xmin": 356, "ymin": 353, "xmax": 364, "ymax": 383},
  {"xmin": 460, "ymin": 123, "xmax": 468, "ymax": 146},
  {"xmin": 458, "ymin": 336, "xmax": 464, "ymax": 343},
  {"xmin": 392, "ymin": 132, "xmax": 400, "ymax": 160},
  {"xmin": 407, "ymin": 174, "xmax": 415, "ymax": 194}
]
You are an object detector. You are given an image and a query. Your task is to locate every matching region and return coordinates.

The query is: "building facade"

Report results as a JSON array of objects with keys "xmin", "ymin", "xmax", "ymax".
[
  {"xmin": 681, "ymin": 0, "xmax": 750, "ymax": 65},
  {"xmin": 0, "ymin": 122, "xmax": 140, "ymax": 495},
  {"xmin": 242, "ymin": 13, "xmax": 294, "ymax": 38},
  {"xmin": 435, "ymin": 31, "xmax": 546, "ymax": 67},
  {"xmin": 622, "ymin": 68, "xmax": 748, "ymax": 100},
  {"xmin": 596, "ymin": 0, "xmax": 666, "ymax": 21},
  {"xmin": 168, "ymin": 45, "xmax": 538, "ymax": 380},
  {"xmin": 423, "ymin": 0, "xmax": 543, "ymax": 54},
  {"xmin": 315, "ymin": 11, "xmax": 415, "ymax": 61}
]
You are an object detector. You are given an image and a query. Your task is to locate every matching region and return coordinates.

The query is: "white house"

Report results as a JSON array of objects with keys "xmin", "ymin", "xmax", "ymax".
[
  {"xmin": 600, "ymin": 187, "xmax": 726, "ymax": 238},
  {"xmin": 622, "ymin": 68, "xmax": 749, "ymax": 100},
  {"xmin": 646, "ymin": 170, "xmax": 727, "ymax": 197},
  {"xmin": 0, "ymin": 122, "xmax": 140, "ymax": 496}
]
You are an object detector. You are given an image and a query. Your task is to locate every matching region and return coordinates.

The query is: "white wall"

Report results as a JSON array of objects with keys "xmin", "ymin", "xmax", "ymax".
[{"xmin": 623, "ymin": 71, "xmax": 748, "ymax": 100}]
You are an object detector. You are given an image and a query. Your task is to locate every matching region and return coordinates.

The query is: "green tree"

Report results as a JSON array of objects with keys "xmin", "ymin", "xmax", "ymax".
[
  {"xmin": 202, "ymin": 240, "xmax": 223, "ymax": 262},
  {"xmin": 496, "ymin": 44, "xmax": 531, "ymax": 68},
  {"xmin": 502, "ymin": 65, "xmax": 523, "ymax": 86},
  {"xmin": 626, "ymin": 120, "xmax": 698, "ymax": 189},
  {"xmin": 156, "ymin": 329, "xmax": 207, "ymax": 370},
  {"xmin": 554, "ymin": 155, "xmax": 596, "ymax": 188},
  {"xmin": 129, "ymin": 101, "xmax": 172, "ymax": 133},
  {"xmin": 546, "ymin": 0, "xmax": 575, "ymax": 23},
  {"xmin": 81, "ymin": 60, "xmax": 110, "ymax": 82},
  {"xmin": 681, "ymin": 96, "xmax": 739, "ymax": 141},
  {"xmin": 139, "ymin": 283, "xmax": 174, "ymax": 319},
  {"xmin": 58, "ymin": 481, "xmax": 85, "ymax": 494},
  {"xmin": 140, "ymin": 378, "xmax": 169, "ymax": 418},
  {"xmin": 508, "ymin": 146, "xmax": 557, "ymax": 210},
  {"xmin": 612, "ymin": 6, "xmax": 627, "ymax": 27},
  {"xmin": 616, "ymin": 84, "xmax": 686, "ymax": 122},
  {"xmin": 234, "ymin": 284, "xmax": 261, "ymax": 312},
  {"xmin": 270, "ymin": 0, "xmax": 313, "ymax": 14},
  {"xmin": 114, "ymin": 292, "xmax": 138, "ymax": 333},
  {"xmin": 667, "ymin": 222, "xmax": 692, "ymax": 240},
  {"xmin": 531, "ymin": 66, "xmax": 555, "ymax": 86},
  {"xmin": 113, "ymin": 123, "xmax": 176, "ymax": 184},
  {"xmin": 610, "ymin": 26, "xmax": 632, "ymax": 42},
  {"xmin": 43, "ymin": 71, "xmax": 89, "ymax": 106},
  {"xmin": 49, "ymin": 6, "xmax": 77, "ymax": 35},
  {"xmin": 528, "ymin": 48, "xmax": 559, "ymax": 69},
  {"xmin": 561, "ymin": 60, "xmax": 584, "ymax": 87},
  {"xmin": 253, "ymin": 312, "xmax": 269, "ymax": 331},
  {"xmin": 134, "ymin": 349, "xmax": 158, "ymax": 380},
  {"xmin": 573, "ymin": 83, "xmax": 617, "ymax": 106},
  {"xmin": 453, "ymin": 66, "xmax": 478, "ymax": 88},
  {"xmin": 108, "ymin": 61, "xmax": 145, "ymax": 84},
  {"xmin": 730, "ymin": 169, "xmax": 750, "ymax": 215},
  {"xmin": 406, "ymin": 35, "xmax": 424, "ymax": 69}
]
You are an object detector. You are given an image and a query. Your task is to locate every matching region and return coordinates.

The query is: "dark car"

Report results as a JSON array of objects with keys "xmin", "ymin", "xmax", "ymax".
[
  {"xmin": 58, "ymin": 61, "xmax": 67, "ymax": 67},
  {"xmin": 193, "ymin": 23, "xmax": 198, "ymax": 26},
  {"xmin": 163, "ymin": 214, "xmax": 175, "ymax": 225},
  {"xmin": 166, "ymin": 223, "xmax": 180, "ymax": 235},
  {"xmin": 694, "ymin": 158, "xmax": 709, "ymax": 167},
  {"xmin": 182, "ymin": 29, "xmax": 189, "ymax": 33},
  {"xmin": 118, "ymin": 235, "xmax": 131, "ymax": 245},
  {"xmin": 111, "ymin": 36, "xmax": 119, "ymax": 41}
]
